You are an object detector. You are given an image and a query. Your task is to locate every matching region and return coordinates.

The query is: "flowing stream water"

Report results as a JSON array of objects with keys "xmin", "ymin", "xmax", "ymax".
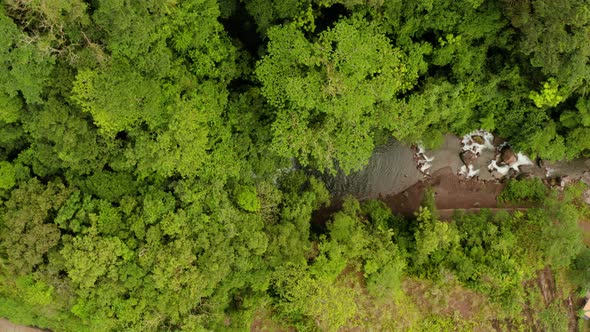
[
  {"xmin": 322, "ymin": 133, "xmax": 590, "ymax": 200},
  {"xmin": 321, "ymin": 139, "xmax": 424, "ymax": 200}
]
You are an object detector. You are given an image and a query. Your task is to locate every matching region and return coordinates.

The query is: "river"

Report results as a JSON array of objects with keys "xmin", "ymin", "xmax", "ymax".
[{"xmin": 320, "ymin": 133, "xmax": 590, "ymax": 218}]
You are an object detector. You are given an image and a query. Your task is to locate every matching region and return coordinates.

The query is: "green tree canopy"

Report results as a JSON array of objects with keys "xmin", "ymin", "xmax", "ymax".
[{"xmin": 257, "ymin": 15, "xmax": 418, "ymax": 173}]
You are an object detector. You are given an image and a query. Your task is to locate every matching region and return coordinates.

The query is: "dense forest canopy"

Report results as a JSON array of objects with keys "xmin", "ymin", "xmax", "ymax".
[{"xmin": 1, "ymin": 0, "xmax": 590, "ymax": 331}]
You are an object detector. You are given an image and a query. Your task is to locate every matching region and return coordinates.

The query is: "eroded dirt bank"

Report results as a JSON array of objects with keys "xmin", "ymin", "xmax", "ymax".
[
  {"xmin": 322, "ymin": 133, "xmax": 590, "ymax": 217},
  {"xmin": 381, "ymin": 166, "xmax": 506, "ymax": 218},
  {"xmin": 0, "ymin": 319, "xmax": 45, "ymax": 332}
]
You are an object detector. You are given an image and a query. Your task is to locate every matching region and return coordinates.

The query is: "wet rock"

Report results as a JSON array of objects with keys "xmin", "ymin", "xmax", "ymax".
[
  {"xmin": 548, "ymin": 177, "xmax": 561, "ymax": 186},
  {"xmin": 500, "ymin": 147, "xmax": 517, "ymax": 165},
  {"xmin": 493, "ymin": 136, "xmax": 506, "ymax": 147},
  {"xmin": 491, "ymin": 171, "xmax": 504, "ymax": 180},
  {"xmin": 472, "ymin": 135, "xmax": 485, "ymax": 145},
  {"xmin": 516, "ymin": 172, "xmax": 533, "ymax": 180},
  {"xmin": 560, "ymin": 175, "xmax": 571, "ymax": 188},
  {"xmin": 460, "ymin": 150, "xmax": 477, "ymax": 166},
  {"xmin": 507, "ymin": 168, "xmax": 518, "ymax": 178},
  {"xmin": 478, "ymin": 168, "xmax": 495, "ymax": 181},
  {"xmin": 519, "ymin": 164, "xmax": 546, "ymax": 178}
]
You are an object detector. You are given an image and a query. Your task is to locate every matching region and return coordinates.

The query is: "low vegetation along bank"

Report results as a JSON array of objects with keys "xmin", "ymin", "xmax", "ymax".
[{"xmin": 3, "ymin": 0, "xmax": 590, "ymax": 331}]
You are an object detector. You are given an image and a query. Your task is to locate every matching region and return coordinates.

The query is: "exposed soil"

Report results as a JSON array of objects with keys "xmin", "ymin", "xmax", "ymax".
[
  {"xmin": 250, "ymin": 310, "xmax": 295, "ymax": 332},
  {"xmin": 537, "ymin": 268, "xmax": 557, "ymax": 307},
  {"xmin": 402, "ymin": 278, "xmax": 488, "ymax": 320},
  {"xmin": 578, "ymin": 220, "xmax": 590, "ymax": 246},
  {"xmin": 313, "ymin": 166, "xmax": 588, "ymax": 331},
  {"xmin": 536, "ymin": 267, "xmax": 584, "ymax": 332},
  {"xmin": 0, "ymin": 319, "xmax": 46, "ymax": 332},
  {"xmin": 518, "ymin": 268, "xmax": 583, "ymax": 332},
  {"xmin": 566, "ymin": 294, "xmax": 585, "ymax": 332},
  {"xmin": 321, "ymin": 133, "xmax": 590, "ymax": 221},
  {"xmin": 381, "ymin": 167, "xmax": 506, "ymax": 219},
  {"xmin": 314, "ymin": 166, "xmax": 514, "ymax": 224}
]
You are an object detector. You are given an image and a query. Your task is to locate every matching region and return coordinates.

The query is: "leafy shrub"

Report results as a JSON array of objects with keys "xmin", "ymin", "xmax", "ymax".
[
  {"xmin": 236, "ymin": 186, "xmax": 261, "ymax": 212},
  {"xmin": 0, "ymin": 161, "xmax": 16, "ymax": 189},
  {"xmin": 538, "ymin": 302, "xmax": 569, "ymax": 332},
  {"xmin": 498, "ymin": 178, "xmax": 548, "ymax": 204}
]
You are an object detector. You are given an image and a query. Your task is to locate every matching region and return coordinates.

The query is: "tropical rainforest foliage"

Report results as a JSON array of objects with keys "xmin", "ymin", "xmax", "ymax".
[{"xmin": 2, "ymin": 0, "xmax": 590, "ymax": 331}]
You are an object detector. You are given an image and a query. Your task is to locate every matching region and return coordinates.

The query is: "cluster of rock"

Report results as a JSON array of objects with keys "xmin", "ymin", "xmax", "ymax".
[
  {"xmin": 408, "ymin": 131, "xmax": 590, "ymax": 193},
  {"xmin": 457, "ymin": 131, "xmax": 590, "ymax": 191},
  {"xmin": 458, "ymin": 130, "xmax": 535, "ymax": 181},
  {"xmin": 413, "ymin": 144, "xmax": 434, "ymax": 175}
]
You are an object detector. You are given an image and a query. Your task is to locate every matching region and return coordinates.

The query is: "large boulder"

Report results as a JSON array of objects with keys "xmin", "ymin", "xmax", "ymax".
[
  {"xmin": 493, "ymin": 136, "xmax": 506, "ymax": 147},
  {"xmin": 472, "ymin": 135, "xmax": 485, "ymax": 145},
  {"xmin": 500, "ymin": 147, "xmax": 517, "ymax": 165},
  {"xmin": 460, "ymin": 150, "xmax": 477, "ymax": 166},
  {"xmin": 491, "ymin": 170, "xmax": 504, "ymax": 180},
  {"xmin": 547, "ymin": 177, "xmax": 561, "ymax": 187}
]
